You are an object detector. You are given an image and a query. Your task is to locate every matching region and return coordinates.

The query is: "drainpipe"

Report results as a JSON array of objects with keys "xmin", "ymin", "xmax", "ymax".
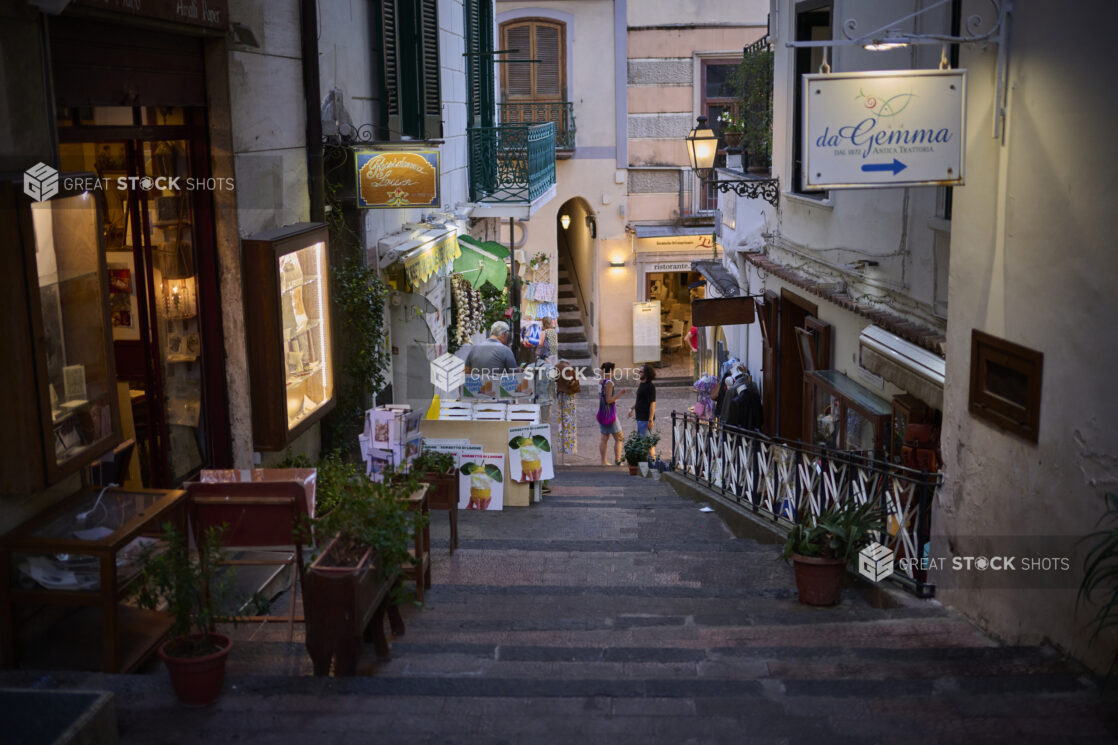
[{"xmin": 301, "ymin": 0, "xmax": 324, "ymax": 222}]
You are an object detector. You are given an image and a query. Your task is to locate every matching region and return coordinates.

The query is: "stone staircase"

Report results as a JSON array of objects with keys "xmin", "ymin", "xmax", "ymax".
[{"xmin": 556, "ymin": 254, "xmax": 593, "ymax": 369}]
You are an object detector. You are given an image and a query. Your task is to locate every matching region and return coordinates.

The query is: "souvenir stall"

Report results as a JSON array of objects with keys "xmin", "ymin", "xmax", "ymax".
[{"xmin": 516, "ymin": 253, "xmax": 557, "ymax": 363}]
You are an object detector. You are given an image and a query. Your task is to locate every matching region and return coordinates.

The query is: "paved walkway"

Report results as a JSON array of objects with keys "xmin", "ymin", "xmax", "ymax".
[{"xmin": 3, "ymin": 468, "xmax": 1115, "ymax": 744}]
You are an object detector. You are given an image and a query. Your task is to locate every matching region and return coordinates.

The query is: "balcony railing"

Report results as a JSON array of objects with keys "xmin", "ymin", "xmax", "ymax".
[
  {"xmin": 670, "ymin": 412, "xmax": 940, "ymax": 598},
  {"xmin": 497, "ymin": 101, "xmax": 576, "ymax": 152},
  {"xmin": 468, "ymin": 123, "xmax": 557, "ymax": 204},
  {"xmin": 678, "ymin": 167, "xmax": 718, "ymax": 221}
]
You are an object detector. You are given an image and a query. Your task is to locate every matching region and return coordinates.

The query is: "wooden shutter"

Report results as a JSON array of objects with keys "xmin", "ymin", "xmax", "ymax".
[
  {"xmin": 804, "ymin": 316, "xmax": 832, "ymax": 370},
  {"xmin": 503, "ymin": 24, "xmax": 532, "ymax": 97},
  {"xmin": 380, "ymin": 0, "xmax": 402, "ymax": 138},
  {"xmin": 419, "ymin": 0, "xmax": 442, "ymax": 139},
  {"xmin": 465, "ymin": 0, "xmax": 493, "ymax": 128},
  {"xmin": 534, "ymin": 23, "xmax": 561, "ymax": 98}
]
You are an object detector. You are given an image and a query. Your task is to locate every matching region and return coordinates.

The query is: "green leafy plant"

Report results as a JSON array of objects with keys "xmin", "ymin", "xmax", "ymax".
[
  {"xmin": 478, "ymin": 283, "xmax": 510, "ymax": 337},
  {"xmin": 781, "ymin": 499, "xmax": 886, "ymax": 563},
  {"xmin": 623, "ymin": 431, "xmax": 660, "ymax": 466},
  {"xmin": 132, "ymin": 523, "xmax": 238, "ymax": 658},
  {"xmin": 716, "ymin": 111, "xmax": 744, "ymax": 134},
  {"xmin": 313, "ymin": 457, "xmax": 426, "ymax": 603},
  {"xmin": 1078, "ymin": 492, "xmax": 1118, "ymax": 647},
  {"xmin": 731, "ymin": 47, "xmax": 774, "ymax": 167},
  {"xmin": 322, "ymin": 155, "xmax": 391, "ymax": 455},
  {"xmin": 413, "ymin": 445, "xmax": 455, "ymax": 476}
]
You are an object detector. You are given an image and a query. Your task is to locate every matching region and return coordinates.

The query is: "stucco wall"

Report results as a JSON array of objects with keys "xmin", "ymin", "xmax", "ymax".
[{"xmin": 937, "ymin": 1, "xmax": 1118, "ymax": 672}]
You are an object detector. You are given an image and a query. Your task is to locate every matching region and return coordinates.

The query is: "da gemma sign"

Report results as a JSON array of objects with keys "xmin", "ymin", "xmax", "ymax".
[
  {"xmin": 355, "ymin": 149, "xmax": 440, "ymax": 208},
  {"xmin": 803, "ymin": 69, "xmax": 965, "ymax": 190}
]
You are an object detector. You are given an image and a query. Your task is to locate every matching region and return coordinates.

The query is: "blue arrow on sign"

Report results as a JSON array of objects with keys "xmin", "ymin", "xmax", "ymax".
[{"xmin": 861, "ymin": 159, "xmax": 907, "ymax": 175}]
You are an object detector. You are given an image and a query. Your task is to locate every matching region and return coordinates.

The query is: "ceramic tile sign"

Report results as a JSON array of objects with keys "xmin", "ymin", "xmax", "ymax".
[
  {"xmin": 355, "ymin": 149, "xmax": 440, "ymax": 209},
  {"xmin": 803, "ymin": 69, "xmax": 965, "ymax": 190},
  {"xmin": 458, "ymin": 453, "xmax": 505, "ymax": 511},
  {"xmin": 507, "ymin": 425, "xmax": 554, "ymax": 483}
]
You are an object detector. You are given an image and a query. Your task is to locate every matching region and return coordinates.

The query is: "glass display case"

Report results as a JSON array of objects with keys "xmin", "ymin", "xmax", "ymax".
[
  {"xmin": 803, "ymin": 369, "xmax": 892, "ymax": 458},
  {"xmin": 0, "ymin": 177, "xmax": 122, "ymax": 493},
  {"xmin": 0, "ymin": 486, "xmax": 187, "ymax": 672},
  {"xmin": 243, "ymin": 224, "xmax": 335, "ymax": 450}
]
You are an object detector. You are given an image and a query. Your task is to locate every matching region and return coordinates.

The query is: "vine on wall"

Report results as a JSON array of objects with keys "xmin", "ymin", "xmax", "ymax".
[{"xmin": 322, "ymin": 147, "xmax": 391, "ymax": 455}]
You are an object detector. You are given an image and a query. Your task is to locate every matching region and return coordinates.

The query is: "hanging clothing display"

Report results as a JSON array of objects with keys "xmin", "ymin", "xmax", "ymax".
[{"xmin": 557, "ymin": 392, "xmax": 577, "ymax": 454}]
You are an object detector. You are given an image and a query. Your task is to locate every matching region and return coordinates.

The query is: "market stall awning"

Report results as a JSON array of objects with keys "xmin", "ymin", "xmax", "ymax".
[
  {"xmin": 401, "ymin": 230, "xmax": 460, "ymax": 286},
  {"xmin": 455, "ymin": 235, "xmax": 509, "ymax": 289}
]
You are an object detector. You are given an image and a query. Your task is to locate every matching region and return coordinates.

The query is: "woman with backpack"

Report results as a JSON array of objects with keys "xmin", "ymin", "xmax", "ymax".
[{"xmin": 597, "ymin": 362, "xmax": 628, "ymax": 466}]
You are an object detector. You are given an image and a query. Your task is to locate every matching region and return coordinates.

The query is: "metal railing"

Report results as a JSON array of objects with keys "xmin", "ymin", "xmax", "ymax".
[
  {"xmin": 670, "ymin": 412, "xmax": 940, "ymax": 597},
  {"xmin": 468, "ymin": 123, "xmax": 557, "ymax": 204},
  {"xmin": 497, "ymin": 101, "xmax": 576, "ymax": 151},
  {"xmin": 678, "ymin": 167, "xmax": 719, "ymax": 220}
]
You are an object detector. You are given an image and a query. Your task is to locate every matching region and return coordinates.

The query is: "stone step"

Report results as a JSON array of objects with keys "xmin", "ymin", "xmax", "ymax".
[
  {"xmin": 557, "ymin": 303, "xmax": 580, "ymax": 313},
  {"xmin": 558, "ymin": 331, "xmax": 586, "ymax": 343},
  {"xmin": 558, "ymin": 290, "xmax": 576, "ymax": 300},
  {"xmin": 558, "ymin": 283, "xmax": 573, "ymax": 293}
]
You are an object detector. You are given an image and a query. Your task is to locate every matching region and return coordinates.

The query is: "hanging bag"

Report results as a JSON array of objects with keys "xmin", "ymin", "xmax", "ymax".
[{"xmin": 596, "ymin": 380, "xmax": 617, "ymax": 427}]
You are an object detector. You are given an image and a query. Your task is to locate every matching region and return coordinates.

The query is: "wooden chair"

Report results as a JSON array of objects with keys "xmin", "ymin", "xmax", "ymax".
[{"xmin": 186, "ymin": 481, "xmax": 310, "ymax": 640}]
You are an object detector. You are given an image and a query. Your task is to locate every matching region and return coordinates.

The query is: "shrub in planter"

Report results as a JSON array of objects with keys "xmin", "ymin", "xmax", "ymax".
[
  {"xmin": 133, "ymin": 523, "xmax": 238, "ymax": 707},
  {"xmin": 623, "ymin": 431, "xmax": 660, "ymax": 474},
  {"xmin": 304, "ymin": 457, "xmax": 426, "ymax": 675},
  {"xmin": 781, "ymin": 500, "xmax": 885, "ymax": 606}
]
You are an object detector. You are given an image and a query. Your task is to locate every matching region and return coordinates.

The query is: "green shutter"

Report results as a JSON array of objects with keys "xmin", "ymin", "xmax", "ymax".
[
  {"xmin": 420, "ymin": 0, "xmax": 442, "ymax": 139},
  {"xmin": 380, "ymin": 0, "xmax": 402, "ymax": 139}
]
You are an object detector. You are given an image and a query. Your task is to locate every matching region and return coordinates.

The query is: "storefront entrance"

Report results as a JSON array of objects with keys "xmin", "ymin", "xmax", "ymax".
[{"xmin": 55, "ymin": 106, "xmax": 225, "ymax": 487}]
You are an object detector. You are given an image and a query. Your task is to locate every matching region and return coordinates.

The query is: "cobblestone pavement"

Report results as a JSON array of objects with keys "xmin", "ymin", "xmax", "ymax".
[{"xmin": 2, "ymin": 468, "xmax": 1115, "ymax": 744}]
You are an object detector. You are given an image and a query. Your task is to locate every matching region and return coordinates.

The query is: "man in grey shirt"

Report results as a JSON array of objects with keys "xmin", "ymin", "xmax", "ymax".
[{"xmin": 465, "ymin": 321, "xmax": 519, "ymax": 376}]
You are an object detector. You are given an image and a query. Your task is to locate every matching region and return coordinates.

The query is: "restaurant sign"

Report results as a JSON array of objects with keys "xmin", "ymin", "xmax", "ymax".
[
  {"xmin": 803, "ymin": 69, "xmax": 965, "ymax": 190},
  {"xmin": 356, "ymin": 150, "xmax": 440, "ymax": 209},
  {"xmin": 634, "ymin": 234, "xmax": 719, "ymax": 253}
]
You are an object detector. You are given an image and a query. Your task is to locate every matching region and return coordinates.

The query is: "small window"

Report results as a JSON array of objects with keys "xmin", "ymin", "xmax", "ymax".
[
  {"xmin": 792, "ymin": 1, "xmax": 832, "ymax": 197},
  {"xmin": 968, "ymin": 330, "xmax": 1043, "ymax": 443}
]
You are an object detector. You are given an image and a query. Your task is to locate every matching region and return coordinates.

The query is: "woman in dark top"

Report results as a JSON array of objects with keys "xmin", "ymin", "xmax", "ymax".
[{"xmin": 628, "ymin": 364, "xmax": 657, "ymax": 459}]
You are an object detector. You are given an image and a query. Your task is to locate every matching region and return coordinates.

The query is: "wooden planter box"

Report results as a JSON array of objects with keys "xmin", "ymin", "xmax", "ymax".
[
  {"xmin": 421, "ymin": 471, "xmax": 458, "ymax": 554},
  {"xmin": 303, "ymin": 536, "xmax": 403, "ymax": 676}
]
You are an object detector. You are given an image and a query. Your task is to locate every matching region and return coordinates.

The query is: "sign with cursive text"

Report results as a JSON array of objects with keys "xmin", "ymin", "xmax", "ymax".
[
  {"xmin": 355, "ymin": 149, "xmax": 440, "ymax": 209},
  {"xmin": 73, "ymin": 0, "xmax": 228, "ymax": 30},
  {"xmin": 803, "ymin": 70, "xmax": 965, "ymax": 190}
]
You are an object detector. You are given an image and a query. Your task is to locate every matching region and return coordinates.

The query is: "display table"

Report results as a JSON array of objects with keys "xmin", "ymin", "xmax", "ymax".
[
  {"xmin": 0, "ymin": 487, "xmax": 187, "ymax": 673},
  {"xmin": 421, "ymin": 420, "xmax": 532, "ymax": 507}
]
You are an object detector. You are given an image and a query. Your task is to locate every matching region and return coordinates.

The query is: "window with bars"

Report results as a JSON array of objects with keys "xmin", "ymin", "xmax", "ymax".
[
  {"xmin": 500, "ymin": 20, "xmax": 565, "ymax": 101},
  {"xmin": 379, "ymin": 0, "xmax": 441, "ymax": 140}
]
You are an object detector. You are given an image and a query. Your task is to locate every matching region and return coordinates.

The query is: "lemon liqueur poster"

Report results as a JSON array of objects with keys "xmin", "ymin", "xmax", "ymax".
[
  {"xmin": 355, "ymin": 150, "xmax": 440, "ymax": 208},
  {"xmin": 508, "ymin": 425, "xmax": 554, "ymax": 483}
]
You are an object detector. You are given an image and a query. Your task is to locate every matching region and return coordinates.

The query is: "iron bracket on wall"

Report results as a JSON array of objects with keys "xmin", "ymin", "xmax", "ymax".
[{"xmin": 707, "ymin": 177, "xmax": 779, "ymax": 209}]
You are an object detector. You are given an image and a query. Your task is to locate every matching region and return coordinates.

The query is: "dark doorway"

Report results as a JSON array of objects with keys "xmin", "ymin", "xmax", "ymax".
[{"xmin": 777, "ymin": 288, "xmax": 817, "ymax": 442}]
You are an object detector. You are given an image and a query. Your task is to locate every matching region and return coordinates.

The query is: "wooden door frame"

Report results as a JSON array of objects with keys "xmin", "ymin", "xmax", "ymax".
[{"xmin": 777, "ymin": 288, "xmax": 817, "ymax": 442}]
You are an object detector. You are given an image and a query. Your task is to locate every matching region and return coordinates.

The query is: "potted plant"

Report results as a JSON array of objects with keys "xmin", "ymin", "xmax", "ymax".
[
  {"xmin": 303, "ymin": 456, "xmax": 422, "ymax": 675},
  {"xmin": 133, "ymin": 523, "xmax": 237, "ymax": 707},
  {"xmin": 781, "ymin": 499, "xmax": 885, "ymax": 606},
  {"xmin": 413, "ymin": 445, "xmax": 456, "ymax": 509},
  {"xmin": 716, "ymin": 111, "xmax": 744, "ymax": 150},
  {"xmin": 623, "ymin": 432, "xmax": 659, "ymax": 476},
  {"xmin": 1078, "ymin": 492, "xmax": 1118, "ymax": 675}
]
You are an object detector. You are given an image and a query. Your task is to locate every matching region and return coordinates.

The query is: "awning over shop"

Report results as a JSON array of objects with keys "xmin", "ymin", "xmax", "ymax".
[
  {"xmin": 455, "ymin": 235, "xmax": 509, "ymax": 289},
  {"xmin": 692, "ymin": 259, "xmax": 739, "ymax": 297},
  {"xmin": 859, "ymin": 325, "xmax": 946, "ymax": 411},
  {"xmin": 402, "ymin": 230, "xmax": 460, "ymax": 286}
]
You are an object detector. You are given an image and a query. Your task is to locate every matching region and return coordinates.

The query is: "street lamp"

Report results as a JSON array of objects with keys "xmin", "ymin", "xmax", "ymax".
[
  {"xmin": 685, "ymin": 116, "xmax": 719, "ymax": 178},
  {"xmin": 681, "ymin": 114, "xmax": 780, "ymax": 209},
  {"xmin": 559, "ymin": 214, "xmax": 571, "ymax": 230}
]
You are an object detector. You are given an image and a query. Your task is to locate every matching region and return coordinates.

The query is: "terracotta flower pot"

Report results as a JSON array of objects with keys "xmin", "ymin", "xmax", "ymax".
[
  {"xmin": 158, "ymin": 632, "xmax": 233, "ymax": 707},
  {"xmin": 790, "ymin": 554, "xmax": 847, "ymax": 606},
  {"xmin": 723, "ymin": 131, "xmax": 743, "ymax": 148},
  {"xmin": 628, "ymin": 464, "xmax": 639, "ymax": 476}
]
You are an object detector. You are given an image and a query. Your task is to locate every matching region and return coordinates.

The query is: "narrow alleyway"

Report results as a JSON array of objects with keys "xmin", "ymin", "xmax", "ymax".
[{"xmin": 3, "ymin": 468, "xmax": 1115, "ymax": 744}]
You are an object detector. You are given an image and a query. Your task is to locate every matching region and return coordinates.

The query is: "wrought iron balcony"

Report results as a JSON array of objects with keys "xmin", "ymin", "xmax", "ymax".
[
  {"xmin": 497, "ymin": 101, "xmax": 576, "ymax": 152},
  {"xmin": 468, "ymin": 122, "xmax": 556, "ymax": 204}
]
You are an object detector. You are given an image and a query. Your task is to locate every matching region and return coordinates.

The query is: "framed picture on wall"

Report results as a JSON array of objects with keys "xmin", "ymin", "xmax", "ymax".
[{"xmin": 105, "ymin": 251, "xmax": 140, "ymax": 341}]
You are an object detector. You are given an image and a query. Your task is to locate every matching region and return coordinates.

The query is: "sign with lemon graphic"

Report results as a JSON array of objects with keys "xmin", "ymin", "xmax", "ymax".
[
  {"xmin": 458, "ymin": 453, "xmax": 505, "ymax": 511},
  {"xmin": 507, "ymin": 425, "xmax": 554, "ymax": 483}
]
